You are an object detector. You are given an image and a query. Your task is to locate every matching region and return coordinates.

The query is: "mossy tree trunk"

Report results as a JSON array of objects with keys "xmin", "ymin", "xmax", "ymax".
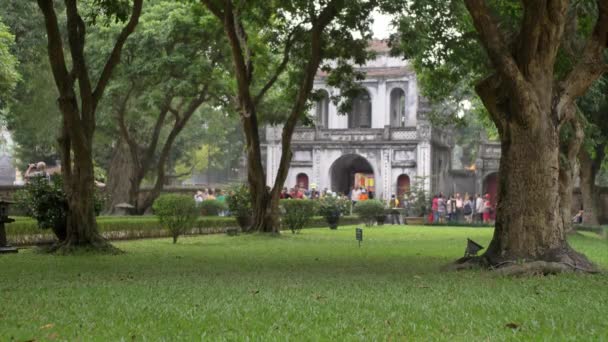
[{"xmin": 463, "ymin": 0, "xmax": 607, "ymax": 270}]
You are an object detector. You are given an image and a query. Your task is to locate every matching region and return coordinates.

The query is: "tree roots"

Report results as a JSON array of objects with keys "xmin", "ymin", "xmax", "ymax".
[
  {"xmin": 41, "ymin": 238, "xmax": 123, "ymax": 255},
  {"xmin": 448, "ymin": 248, "xmax": 600, "ymax": 276}
]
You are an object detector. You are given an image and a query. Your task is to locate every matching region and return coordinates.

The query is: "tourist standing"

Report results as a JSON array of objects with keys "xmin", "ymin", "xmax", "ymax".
[
  {"xmin": 359, "ymin": 188, "xmax": 369, "ymax": 201},
  {"xmin": 455, "ymin": 193, "xmax": 463, "ymax": 222},
  {"xmin": 389, "ymin": 194, "xmax": 401, "ymax": 225},
  {"xmin": 437, "ymin": 194, "xmax": 446, "ymax": 223},
  {"xmin": 475, "ymin": 193, "xmax": 484, "ymax": 223},
  {"xmin": 280, "ymin": 187, "xmax": 292, "ymax": 199},
  {"xmin": 194, "ymin": 191, "xmax": 204, "ymax": 205},
  {"xmin": 463, "ymin": 195, "xmax": 473, "ymax": 224},
  {"xmin": 483, "ymin": 193, "xmax": 492, "ymax": 224},
  {"xmin": 351, "ymin": 186, "xmax": 361, "ymax": 206},
  {"xmin": 431, "ymin": 195, "xmax": 439, "ymax": 223},
  {"xmin": 446, "ymin": 195, "xmax": 453, "ymax": 222}
]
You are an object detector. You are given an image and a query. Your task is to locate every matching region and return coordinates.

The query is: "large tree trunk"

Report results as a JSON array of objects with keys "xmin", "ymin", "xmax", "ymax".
[
  {"xmin": 64, "ymin": 147, "xmax": 105, "ymax": 246},
  {"xmin": 55, "ymin": 104, "xmax": 108, "ymax": 250},
  {"xmin": 559, "ymin": 118, "xmax": 584, "ymax": 233},
  {"xmin": 578, "ymin": 147, "xmax": 602, "ymax": 226},
  {"xmin": 105, "ymin": 138, "xmax": 138, "ymax": 214},
  {"xmin": 460, "ymin": 0, "xmax": 606, "ymax": 273},
  {"xmin": 487, "ymin": 120, "xmax": 567, "ymax": 261}
]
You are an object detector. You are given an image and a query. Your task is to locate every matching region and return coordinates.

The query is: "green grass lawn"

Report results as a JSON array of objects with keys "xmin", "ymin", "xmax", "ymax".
[{"xmin": 1, "ymin": 226, "xmax": 607, "ymax": 341}]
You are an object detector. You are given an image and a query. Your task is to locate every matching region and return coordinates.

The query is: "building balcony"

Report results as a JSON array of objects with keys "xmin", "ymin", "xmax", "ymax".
[{"xmin": 268, "ymin": 126, "xmax": 419, "ymax": 144}]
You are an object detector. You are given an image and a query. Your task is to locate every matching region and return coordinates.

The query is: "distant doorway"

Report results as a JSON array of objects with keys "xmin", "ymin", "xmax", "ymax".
[
  {"xmin": 330, "ymin": 154, "xmax": 375, "ymax": 196},
  {"xmin": 483, "ymin": 172, "xmax": 498, "ymax": 205},
  {"xmin": 396, "ymin": 174, "xmax": 410, "ymax": 198},
  {"xmin": 296, "ymin": 173, "xmax": 309, "ymax": 190}
]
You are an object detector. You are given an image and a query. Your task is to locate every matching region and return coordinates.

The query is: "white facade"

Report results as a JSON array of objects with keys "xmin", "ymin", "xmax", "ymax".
[{"xmin": 263, "ymin": 41, "xmax": 453, "ymax": 200}]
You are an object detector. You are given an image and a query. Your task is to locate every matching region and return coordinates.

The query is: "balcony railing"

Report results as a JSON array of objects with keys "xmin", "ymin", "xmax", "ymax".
[{"xmin": 287, "ymin": 126, "xmax": 419, "ymax": 142}]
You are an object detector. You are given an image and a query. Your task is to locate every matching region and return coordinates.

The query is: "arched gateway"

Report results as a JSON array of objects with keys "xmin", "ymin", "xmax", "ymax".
[{"xmin": 329, "ymin": 154, "xmax": 375, "ymax": 196}]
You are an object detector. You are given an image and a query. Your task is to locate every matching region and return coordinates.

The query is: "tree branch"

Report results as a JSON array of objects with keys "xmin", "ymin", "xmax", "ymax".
[
  {"xmin": 65, "ymin": 0, "xmax": 94, "ymax": 129},
  {"xmin": 36, "ymin": 0, "xmax": 71, "ymax": 93},
  {"xmin": 270, "ymin": 0, "xmax": 344, "ymax": 198},
  {"xmin": 555, "ymin": 0, "xmax": 608, "ymax": 122},
  {"xmin": 115, "ymin": 83, "xmax": 140, "ymax": 171},
  {"xmin": 464, "ymin": 0, "xmax": 539, "ymax": 121},
  {"xmin": 253, "ymin": 28, "xmax": 297, "ymax": 106},
  {"xmin": 200, "ymin": 0, "xmax": 224, "ymax": 19},
  {"xmin": 92, "ymin": 0, "xmax": 143, "ymax": 107},
  {"xmin": 475, "ymin": 74, "xmax": 507, "ymax": 136}
]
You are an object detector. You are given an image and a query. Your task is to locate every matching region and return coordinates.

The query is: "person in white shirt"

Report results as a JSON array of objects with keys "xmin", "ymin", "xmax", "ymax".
[
  {"xmin": 350, "ymin": 186, "xmax": 360, "ymax": 206},
  {"xmin": 475, "ymin": 193, "xmax": 484, "ymax": 223}
]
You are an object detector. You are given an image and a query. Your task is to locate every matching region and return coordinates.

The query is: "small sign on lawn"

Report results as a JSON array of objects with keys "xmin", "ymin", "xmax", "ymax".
[{"xmin": 356, "ymin": 228, "xmax": 363, "ymax": 247}]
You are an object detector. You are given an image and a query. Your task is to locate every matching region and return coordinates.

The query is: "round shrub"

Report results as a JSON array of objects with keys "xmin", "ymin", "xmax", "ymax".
[
  {"xmin": 152, "ymin": 194, "xmax": 199, "ymax": 243},
  {"xmin": 226, "ymin": 184, "xmax": 252, "ymax": 218},
  {"xmin": 199, "ymin": 199, "xmax": 227, "ymax": 216},
  {"xmin": 280, "ymin": 199, "xmax": 317, "ymax": 234},
  {"xmin": 353, "ymin": 200, "xmax": 385, "ymax": 226}
]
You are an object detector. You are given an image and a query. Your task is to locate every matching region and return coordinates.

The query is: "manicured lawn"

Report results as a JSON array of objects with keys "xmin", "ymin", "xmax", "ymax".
[{"xmin": 1, "ymin": 226, "xmax": 607, "ymax": 340}]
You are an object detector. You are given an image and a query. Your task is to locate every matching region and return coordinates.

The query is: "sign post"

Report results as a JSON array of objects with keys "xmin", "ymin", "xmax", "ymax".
[{"xmin": 355, "ymin": 228, "xmax": 363, "ymax": 247}]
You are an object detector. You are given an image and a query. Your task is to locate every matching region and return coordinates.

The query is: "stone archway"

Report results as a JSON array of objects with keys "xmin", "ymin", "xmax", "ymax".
[{"xmin": 330, "ymin": 154, "xmax": 374, "ymax": 196}]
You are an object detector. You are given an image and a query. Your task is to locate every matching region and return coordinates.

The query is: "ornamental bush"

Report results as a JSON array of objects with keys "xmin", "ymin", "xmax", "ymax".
[
  {"xmin": 280, "ymin": 199, "xmax": 317, "ymax": 234},
  {"xmin": 153, "ymin": 194, "xmax": 199, "ymax": 244},
  {"xmin": 353, "ymin": 200, "xmax": 385, "ymax": 227},
  {"xmin": 225, "ymin": 184, "xmax": 252, "ymax": 218},
  {"xmin": 199, "ymin": 199, "xmax": 227, "ymax": 216}
]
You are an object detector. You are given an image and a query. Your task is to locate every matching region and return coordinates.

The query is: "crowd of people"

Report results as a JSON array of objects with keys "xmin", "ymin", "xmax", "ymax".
[
  {"xmin": 193, "ymin": 188, "xmax": 226, "ymax": 204},
  {"xmin": 430, "ymin": 192, "xmax": 494, "ymax": 224},
  {"xmin": 193, "ymin": 183, "xmax": 499, "ymax": 225},
  {"xmin": 279, "ymin": 185, "xmax": 350, "ymax": 201}
]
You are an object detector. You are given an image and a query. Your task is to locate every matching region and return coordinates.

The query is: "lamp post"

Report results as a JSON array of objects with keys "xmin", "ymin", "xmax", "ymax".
[{"xmin": 0, "ymin": 199, "xmax": 17, "ymax": 254}]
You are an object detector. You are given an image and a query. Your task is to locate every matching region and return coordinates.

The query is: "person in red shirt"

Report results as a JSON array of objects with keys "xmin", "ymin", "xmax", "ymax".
[
  {"xmin": 483, "ymin": 193, "xmax": 492, "ymax": 223},
  {"xmin": 431, "ymin": 195, "xmax": 439, "ymax": 223}
]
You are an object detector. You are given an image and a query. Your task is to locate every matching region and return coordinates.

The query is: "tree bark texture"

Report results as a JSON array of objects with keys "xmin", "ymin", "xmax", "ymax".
[
  {"xmin": 105, "ymin": 138, "xmax": 137, "ymax": 214},
  {"xmin": 463, "ymin": 0, "xmax": 607, "ymax": 270},
  {"xmin": 578, "ymin": 145, "xmax": 605, "ymax": 225},
  {"xmin": 559, "ymin": 117, "xmax": 584, "ymax": 233},
  {"xmin": 37, "ymin": 0, "xmax": 142, "ymax": 250}
]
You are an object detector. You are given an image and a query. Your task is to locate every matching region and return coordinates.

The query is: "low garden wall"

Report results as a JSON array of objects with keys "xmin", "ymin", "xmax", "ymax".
[{"xmin": 6, "ymin": 215, "xmax": 364, "ymax": 246}]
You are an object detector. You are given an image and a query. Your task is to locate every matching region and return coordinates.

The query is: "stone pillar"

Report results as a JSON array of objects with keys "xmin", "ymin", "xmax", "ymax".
[
  {"xmin": 416, "ymin": 121, "xmax": 432, "ymax": 193},
  {"xmin": 382, "ymin": 149, "xmax": 392, "ymax": 202},
  {"xmin": 312, "ymin": 148, "xmax": 321, "ymax": 190}
]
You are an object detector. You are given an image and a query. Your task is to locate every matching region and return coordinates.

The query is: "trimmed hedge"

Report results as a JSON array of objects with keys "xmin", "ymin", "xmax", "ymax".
[
  {"xmin": 5, "ymin": 215, "xmax": 363, "ymax": 245},
  {"xmin": 575, "ymin": 225, "xmax": 607, "ymax": 236}
]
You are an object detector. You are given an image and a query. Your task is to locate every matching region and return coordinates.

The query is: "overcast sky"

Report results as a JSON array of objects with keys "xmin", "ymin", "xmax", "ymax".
[{"xmin": 371, "ymin": 11, "xmax": 394, "ymax": 39}]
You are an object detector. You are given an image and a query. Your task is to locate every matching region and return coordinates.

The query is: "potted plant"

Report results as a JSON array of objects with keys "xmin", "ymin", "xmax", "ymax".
[
  {"xmin": 317, "ymin": 196, "xmax": 348, "ymax": 229},
  {"xmin": 226, "ymin": 184, "xmax": 253, "ymax": 231}
]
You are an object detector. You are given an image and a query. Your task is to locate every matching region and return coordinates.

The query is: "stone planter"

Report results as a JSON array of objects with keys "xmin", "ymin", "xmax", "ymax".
[{"xmin": 325, "ymin": 214, "xmax": 340, "ymax": 230}]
